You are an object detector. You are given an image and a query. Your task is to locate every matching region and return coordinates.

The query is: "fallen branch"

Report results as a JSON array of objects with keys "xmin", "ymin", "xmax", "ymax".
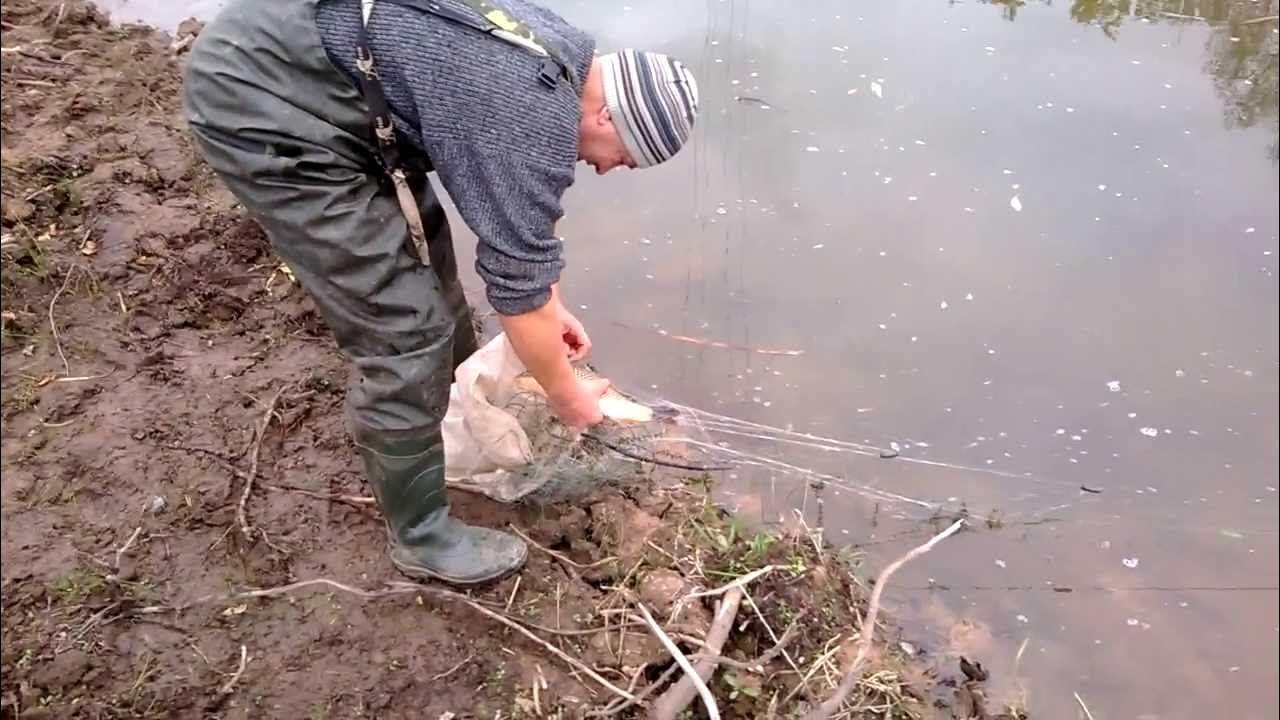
[
  {"xmin": 263, "ymin": 483, "xmax": 376, "ymax": 508},
  {"xmin": 685, "ymin": 608, "xmax": 807, "ymax": 674},
  {"xmin": 680, "ymin": 565, "xmax": 775, "ymax": 603},
  {"xmin": 48, "ymin": 265, "xmax": 77, "ymax": 377},
  {"xmin": 431, "ymin": 653, "xmax": 474, "ymax": 681},
  {"xmin": 508, "ymin": 524, "xmax": 618, "ymax": 571},
  {"xmin": 113, "ymin": 526, "xmax": 143, "ymax": 570},
  {"xmin": 641, "ymin": 594, "xmax": 732, "ymax": 720},
  {"xmin": 218, "ymin": 645, "xmax": 248, "ymax": 696},
  {"xmin": 801, "ymin": 519, "xmax": 965, "ymax": 720},
  {"xmin": 236, "ymin": 386, "xmax": 286, "ymax": 542},
  {"xmin": 447, "ymin": 584, "xmax": 636, "ymax": 703},
  {"xmin": 742, "ymin": 587, "xmax": 808, "ymax": 690},
  {"xmin": 781, "ymin": 635, "xmax": 845, "ymax": 706},
  {"xmin": 588, "ymin": 662, "xmax": 682, "ymax": 718}
]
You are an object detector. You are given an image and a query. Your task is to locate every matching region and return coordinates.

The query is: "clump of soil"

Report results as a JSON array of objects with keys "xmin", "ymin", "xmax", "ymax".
[{"xmin": 1, "ymin": 2, "xmax": 1018, "ymax": 718}]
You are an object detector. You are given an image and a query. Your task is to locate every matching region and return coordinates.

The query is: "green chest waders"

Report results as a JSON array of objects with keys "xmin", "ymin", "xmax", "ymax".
[{"xmin": 182, "ymin": 0, "xmax": 571, "ymax": 584}]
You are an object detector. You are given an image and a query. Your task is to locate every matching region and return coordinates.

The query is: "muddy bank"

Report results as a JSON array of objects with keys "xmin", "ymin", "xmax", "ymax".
[{"xmin": 1, "ymin": 2, "xmax": 1014, "ymax": 717}]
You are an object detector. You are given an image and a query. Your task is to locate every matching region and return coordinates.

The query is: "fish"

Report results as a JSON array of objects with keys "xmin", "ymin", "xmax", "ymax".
[{"xmin": 512, "ymin": 365, "xmax": 655, "ymax": 423}]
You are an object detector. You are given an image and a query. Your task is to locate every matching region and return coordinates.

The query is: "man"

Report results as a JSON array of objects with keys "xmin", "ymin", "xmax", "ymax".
[{"xmin": 182, "ymin": 0, "xmax": 699, "ymax": 585}]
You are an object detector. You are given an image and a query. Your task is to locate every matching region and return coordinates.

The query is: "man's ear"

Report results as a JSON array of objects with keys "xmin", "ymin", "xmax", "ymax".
[{"xmin": 597, "ymin": 105, "xmax": 613, "ymax": 127}]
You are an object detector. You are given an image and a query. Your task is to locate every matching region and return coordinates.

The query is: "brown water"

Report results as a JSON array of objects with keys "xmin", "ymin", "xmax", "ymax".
[{"xmin": 108, "ymin": 0, "xmax": 1279, "ymax": 716}]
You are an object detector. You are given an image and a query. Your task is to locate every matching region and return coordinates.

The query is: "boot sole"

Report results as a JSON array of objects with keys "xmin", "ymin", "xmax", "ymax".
[{"xmin": 390, "ymin": 547, "xmax": 528, "ymax": 586}]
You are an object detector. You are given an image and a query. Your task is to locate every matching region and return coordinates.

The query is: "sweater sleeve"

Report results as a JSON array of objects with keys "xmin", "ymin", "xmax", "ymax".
[{"xmin": 425, "ymin": 140, "xmax": 573, "ymax": 315}]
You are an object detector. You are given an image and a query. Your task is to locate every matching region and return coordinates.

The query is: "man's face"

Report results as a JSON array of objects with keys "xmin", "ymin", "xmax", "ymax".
[{"xmin": 579, "ymin": 106, "xmax": 636, "ymax": 175}]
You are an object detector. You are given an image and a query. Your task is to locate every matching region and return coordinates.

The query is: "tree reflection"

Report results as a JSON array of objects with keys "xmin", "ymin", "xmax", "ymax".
[{"xmin": 984, "ymin": 0, "xmax": 1278, "ymax": 159}]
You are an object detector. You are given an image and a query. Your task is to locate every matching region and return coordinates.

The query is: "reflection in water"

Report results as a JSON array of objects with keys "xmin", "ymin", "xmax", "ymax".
[{"xmin": 1066, "ymin": 0, "xmax": 1277, "ymax": 155}]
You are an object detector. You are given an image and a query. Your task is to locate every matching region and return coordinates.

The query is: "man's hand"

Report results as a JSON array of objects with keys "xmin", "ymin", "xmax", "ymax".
[
  {"xmin": 558, "ymin": 306, "xmax": 592, "ymax": 362},
  {"xmin": 551, "ymin": 283, "xmax": 592, "ymax": 362},
  {"xmin": 500, "ymin": 284, "xmax": 604, "ymax": 429},
  {"xmin": 549, "ymin": 375, "xmax": 609, "ymax": 428}
]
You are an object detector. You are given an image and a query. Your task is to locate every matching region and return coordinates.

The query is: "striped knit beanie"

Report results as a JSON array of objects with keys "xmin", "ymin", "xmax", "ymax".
[{"xmin": 599, "ymin": 49, "xmax": 700, "ymax": 168}]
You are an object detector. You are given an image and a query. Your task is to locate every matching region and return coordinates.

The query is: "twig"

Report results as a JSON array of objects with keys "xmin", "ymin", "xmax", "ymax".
[
  {"xmin": 57, "ymin": 602, "xmax": 122, "ymax": 652},
  {"xmin": 114, "ymin": 527, "xmax": 143, "ymax": 570},
  {"xmin": 509, "ymin": 525, "xmax": 617, "ymax": 570},
  {"xmin": 506, "ymin": 576, "xmax": 523, "ymax": 612},
  {"xmin": 681, "ymin": 565, "xmax": 775, "ymax": 603},
  {"xmin": 461, "ymin": 586, "xmax": 636, "ymax": 702},
  {"xmin": 14, "ymin": 48, "xmax": 72, "ymax": 65},
  {"xmin": 781, "ymin": 638, "xmax": 844, "ymax": 706},
  {"xmin": 49, "ymin": 265, "xmax": 76, "ymax": 377},
  {"xmin": 237, "ymin": 386, "xmax": 286, "ymax": 541},
  {"xmin": 754, "ymin": 609, "xmax": 807, "ymax": 667},
  {"xmin": 431, "ymin": 653, "xmax": 473, "ymax": 681},
  {"xmin": 1157, "ymin": 10, "xmax": 1209, "ymax": 20},
  {"xmin": 1239, "ymin": 14, "xmax": 1278, "ymax": 24},
  {"xmin": 640, "ymin": 595, "xmax": 729, "ymax": 720},
  {"xmin": 218, "ymin": 645, "xmax": 248, "ymax": 696},
  {"xmin": 589, "ymin": 662, "xmax": 682, "ymax": 718},
  {"xmin": 741, "ymin": 589, "xmax": 807, "ymax": 685},
  {"xmin": 262, "ymin": 484, "xmax": 376, "ymax": 508},
  {"xmin": 1074, "ymin": 691, "xmax": 1097, "ymax": 720},
  {"xmin": 801, "ymin": 519, "xmax": 965, "ymax": 720},
  {"xmin": 53, "ymin": 372, "xmax": 113, "ymax": 383},
  {"xmin": 136, "ymin": 576, "xmax": 636, "ymax": 702}
]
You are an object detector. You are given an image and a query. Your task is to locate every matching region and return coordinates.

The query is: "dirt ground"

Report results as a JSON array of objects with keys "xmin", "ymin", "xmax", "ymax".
[{"xmin": 0, "ymin": 3, "xmax": 1018, "ymax": 718}]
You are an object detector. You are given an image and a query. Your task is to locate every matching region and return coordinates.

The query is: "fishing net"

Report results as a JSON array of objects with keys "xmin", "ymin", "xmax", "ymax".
[
  {"xmin": 446, "ymin": 335, "xmax": 1077, "ymax": 532},
  {"xmin": 442, "ymin": 334, "xmax": 726, "ymax": 503}
]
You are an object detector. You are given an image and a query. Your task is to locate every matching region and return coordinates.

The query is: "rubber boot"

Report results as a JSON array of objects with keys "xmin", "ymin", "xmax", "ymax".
[{"xmin": 353, "ymin": 424, "xmax": 527, "ymax": 585}]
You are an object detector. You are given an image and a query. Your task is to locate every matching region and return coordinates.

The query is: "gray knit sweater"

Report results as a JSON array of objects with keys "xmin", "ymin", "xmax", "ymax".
[{"xmin": 315, "ymin": 0, "xmax": 596, "ymax": 315}]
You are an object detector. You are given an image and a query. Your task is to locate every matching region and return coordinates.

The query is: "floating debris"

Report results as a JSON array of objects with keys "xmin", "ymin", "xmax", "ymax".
[
  {"xmin": 870, "ymin": 81, "xmax": 883, "ymax": 98},
  {"xmin": 1010, "ymin": 195, "xmax": 1023, "ymax": 212},
  {"xmin": 1122, "ymin": 557, "xmax": 1140, "ymax": 569},
  {"xmin": 1139, "ymin": 427, "xmax": 1159, "ymax": 437},
  {"xmin": 1107, "ymin": 380, "xmax": 1122, "ymax": 393}
]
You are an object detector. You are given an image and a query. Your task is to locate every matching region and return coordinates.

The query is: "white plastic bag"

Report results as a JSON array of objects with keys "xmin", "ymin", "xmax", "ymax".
[{"xmin": 442, "ymin": 333, "xmax": 542, "ymax": 501}]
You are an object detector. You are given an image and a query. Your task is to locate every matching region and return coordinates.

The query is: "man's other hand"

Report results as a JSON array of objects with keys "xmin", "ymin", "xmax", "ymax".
[
  {"xmin": 559, "ymin": 307, "xmax": 592, "ymax": 362},
  {"xmin": 549, "ymin": 375, "xmax": 609, "ymax": 428}
]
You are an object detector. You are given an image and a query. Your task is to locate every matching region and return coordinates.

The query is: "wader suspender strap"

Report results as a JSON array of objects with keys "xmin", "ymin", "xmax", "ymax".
[{"xmin": 353, "ymin": 0, "xmax": 575, "ymax": 266}]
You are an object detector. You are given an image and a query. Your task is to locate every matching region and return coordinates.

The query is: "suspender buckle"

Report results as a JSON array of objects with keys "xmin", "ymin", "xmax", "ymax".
[{"xmin": 538, "ymin": 58, "xmax": 561, "ymax": 88}]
